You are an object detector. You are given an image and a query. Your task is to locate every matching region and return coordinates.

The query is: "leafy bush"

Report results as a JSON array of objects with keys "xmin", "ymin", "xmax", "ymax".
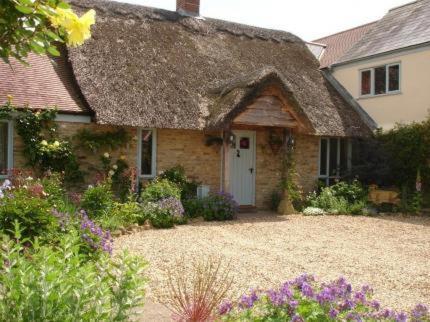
[
  {"xmin": 141, "ymin": 197, "xmax": 185, "ymax": 229},
  {"xmin": 159, "ymin": 166, "xmax": 199, "ymax": 200},
  {"xmin": 141, "ymin": 179, "xmax": 181, "ymax": 203},
  {"xmin": 142, "ymin": 203, "xmax": 175, "ymax": 229},
  {"xmin": 219, "ymin": 274, "xmax": 429, "ymax": 321},
  {"xmin": 202, "ymin": 192, "xmax": 238, "ymax": 221},
  {"xmin": 81, "ymin": 182, "xmax": 114, "ymax": 218},
  {"xmin": 0, "ymin": 181, "xmax": 56, "ymax": 239},
  {"xmin": 183, "ymin": 198, "xmax": 205, "ymax": 218},
  {"xmin": 306, "ymin": 181, "xmax": 367, "ymax": 215},
  {"xmin": 0, "ymin": 231, "xmax": 146, "ymax": 321},
  {"xmin": 98, "ymin": 200, "xmax": 142, "ymax": 231}
]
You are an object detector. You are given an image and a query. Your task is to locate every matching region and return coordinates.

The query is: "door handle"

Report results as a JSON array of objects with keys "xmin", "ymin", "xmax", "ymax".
[{"xmin": 249, "ymin": 168, "xmax": 254, "ymax": 174}]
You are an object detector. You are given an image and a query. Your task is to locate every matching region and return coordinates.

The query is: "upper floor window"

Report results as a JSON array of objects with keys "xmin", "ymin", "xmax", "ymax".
[
  {"xmin": 360, "ymin": 63, "xmax": 400, "ymax": 96},
  {"xmin": 0, "ymin": 121, "xmax": 13, "ymax": 178}
]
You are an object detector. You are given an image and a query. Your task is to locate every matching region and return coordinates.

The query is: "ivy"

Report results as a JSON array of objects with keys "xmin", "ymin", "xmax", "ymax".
[
  {"xmin": 0, "ymin": 101, "xmax": 83, "ymax": 185},
  {"xmin": 75, "ymin": 128, "xmax": 130, "ymax": 152}
]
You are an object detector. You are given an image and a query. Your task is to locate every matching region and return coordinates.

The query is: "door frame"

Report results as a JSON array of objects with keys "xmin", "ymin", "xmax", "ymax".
[{"xmin": 228, "ymin": 130, "xmax": 256, "ymax": 206}]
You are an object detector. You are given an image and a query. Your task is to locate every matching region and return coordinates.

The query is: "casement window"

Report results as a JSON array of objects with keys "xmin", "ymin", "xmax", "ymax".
[
  {"xmin": 0, "ymin": 121, "xmax": 13, "ymax": 178},
  {"xmin": 360, "ymin": 63, "xmax": 400, "ymax": 96},
  {"xmin": 319, "ymin": 138, "xmax": 352, "ymax": 186},
  {"xmin": 137, "ymin": 128, "xmax": 157, "ymax": 178}
]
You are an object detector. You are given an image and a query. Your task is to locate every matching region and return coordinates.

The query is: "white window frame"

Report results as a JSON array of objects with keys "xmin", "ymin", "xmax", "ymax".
[
  {"xmin": 359, "ymin": 62, "xmax": 401, "ymax": 97},
  {"xmin": 318, "ymin": 137, "xmax": 352, "ymax": 186},
  {"xmin": 0, "ymin": 120, "xmax": 13, "ymax": 179},
  {"xmin": 137, "ymin": 128, "xmax": 157, "ymax": 179}
]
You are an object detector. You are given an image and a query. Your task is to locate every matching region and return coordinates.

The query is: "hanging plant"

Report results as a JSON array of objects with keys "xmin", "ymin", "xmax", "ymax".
[
  {"xmin": 268, "ymin": 130, "xmax": 284, "ymax": 154},
  {"xmin": 205, "ymin": 135, "xmax": 224, "ymax": 147}
]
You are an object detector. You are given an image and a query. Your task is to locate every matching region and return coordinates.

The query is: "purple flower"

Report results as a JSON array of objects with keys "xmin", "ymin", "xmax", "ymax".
[
  {"xmin": 412, "ymin": 303, "xmax": 428, "ymax": 319},
  {"xmin": 301, "ymin": 282, "xmax": 314, "ymax": 298},
  {"xmin": 239, "ymin": 290, "xmax": 258, "ymax": 309},
  {"xmin": 218, "ymin": 300, "xmax": 233, "ymax": 315},
  {"xmin": 266, "ymin": 289, "xmax": 286, "ymax": 306},
  {"xmin": 329, "ymin": 308, "xmax": 339, "ymax": 318},
  {"xmin": 280, "ymin": 282, "xmax": 293, "ymax": 298},
  {"xmin": 396, "ymin": 312, "xmax": 407, "ymax": 322},
  {"xmin": 157, "ymin": 197, "xmax": 184, "ymax": 218}
]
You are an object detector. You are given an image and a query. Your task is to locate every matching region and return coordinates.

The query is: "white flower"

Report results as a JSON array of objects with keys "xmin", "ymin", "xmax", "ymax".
[
  {"xmin": 103, "ymin": 152, "xmax": 110, "ymax": 158},
  {"xmin": 88, "ymin": 184, "xmax": 93, "ymax": 189},
  {"xmin": 53, "ymin": 141, "xmax": 60, "ymax": 147},
  {"xmin": 303, "ymin": 207, "xmax": 327, "ymax": 216},
  {"xmin": 108, "ymin": 170, "xmax": 115, "ymax": 176},
  {"xmin": 112, "ymin": 165, "xmax": 118, "ymax": 170},
  {"xmin": 41, "ymin": 140, "xmax": 48, "ymax": 146},
  {"xmin": 26, "ymin": 176, "xmax": 33, "ymax": 181}
]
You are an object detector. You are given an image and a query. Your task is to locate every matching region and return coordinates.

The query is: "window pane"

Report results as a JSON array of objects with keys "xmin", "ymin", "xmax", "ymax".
[
  {"xmin": 374, "ymin": 66, "xmax": 386, "ymax": 95},
  {"xmin": 388, "ymin": 65, "xmax": 400, "ymax": 92},
  {"xmin": 0, "ymin": 123, "xmax": 8, "ymax": 173},
  {"xmin": 141, "ymin": 130, "xmax": 153, "ymax": 175},
  {"xmin": 361, "ymin": 70, "xmax": 371, "ymax": 95},
  {"xmin": 339, "ymin": 139, "xmax": 348, "ymax": 177},
  {"xmin": 319, "ymin": 139, "xmax": 327, "ymax": 176},
  {"xmin": 329, "ymin": 138, "xmax": 338, "ymax": 177}
]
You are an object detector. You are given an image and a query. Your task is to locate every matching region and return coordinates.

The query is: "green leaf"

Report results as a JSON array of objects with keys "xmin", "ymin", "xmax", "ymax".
[
  {"xmin": 47, "ymin": 46, "xmax": 60, "ymax": 56},
  {"xmin": 14, "ymin": 5, "xmax": 33, "ymax": 14},
  {"xmin": 45, "ymin": 30, "xmax": 61, "ymax": 41},
  {"xmin": 57, "ymin": 1, "xmax": 71, "ymax": 9},
  {"xmin": 30, "ymin": 41, "xmax": 46, "ymax": 54}
]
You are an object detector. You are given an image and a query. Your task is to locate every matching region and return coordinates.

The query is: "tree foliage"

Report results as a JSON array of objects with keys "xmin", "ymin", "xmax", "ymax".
[{"xmin": 0, "ymin": 0, "xmax": 95, "ymax": 64}]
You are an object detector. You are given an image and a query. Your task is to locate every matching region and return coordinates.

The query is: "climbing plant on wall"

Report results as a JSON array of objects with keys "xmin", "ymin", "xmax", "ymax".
[{"xmin": 0, "ymin": 100, "xmax": 83, "ymax": 184}]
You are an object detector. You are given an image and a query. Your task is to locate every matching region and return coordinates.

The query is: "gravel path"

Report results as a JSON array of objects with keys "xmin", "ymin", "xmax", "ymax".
[{"xmin": 115, "ymin": 213, "xmax": 430, "ymax": 312}]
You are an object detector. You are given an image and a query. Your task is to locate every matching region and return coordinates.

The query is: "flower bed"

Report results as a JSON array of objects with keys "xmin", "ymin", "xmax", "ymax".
[{"xmin": 219, "ymin": 274, "xmax": 429, "ymax": 321}]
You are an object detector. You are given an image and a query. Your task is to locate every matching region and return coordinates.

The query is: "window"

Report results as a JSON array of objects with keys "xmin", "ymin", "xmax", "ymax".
[
  {"xmin": 138, "ymin": 129, "xmax": 156, "ymax": 177},
  {"xmin": 0, "ymin": 121, "xmax": 13, "ymax": 177},
  {"xmin": 360, "ymin": 63, "xmax": 400, "ymax": 96},
  {"xmin": 319, "ymin": 138, "xmax": 351, "ymax": 186}
]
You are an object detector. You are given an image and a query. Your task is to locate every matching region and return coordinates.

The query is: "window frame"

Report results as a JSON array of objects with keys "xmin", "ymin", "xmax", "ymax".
[
  {"xmin": 137, "ymin": 128, "xmax": 157, "ymax": 179},
  {"xmin": 359, "ymin": 62, "xmax": 401, "ymax": 97},
  {"xmin": 0, "ymin": 120, "xmax": 13, "ymax": 179},
  {"xmin": 318, "ymin": 137, "xmax": 352, "ymax": 186}
]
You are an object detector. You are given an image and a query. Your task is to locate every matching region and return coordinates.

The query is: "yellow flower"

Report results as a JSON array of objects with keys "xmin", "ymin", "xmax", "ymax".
[
  {"xmin": 50, "ymin": 8, "xmax": 96, "ymax": 47},
  {"xmin": 53, "ymin": 141, "xmax": 60, "ymax": 147},
  {"xmin": 41, "ymin": 140, "xmax": 48, "ymax": 146},
  {"xmin": 120, "ymin": 155, "xmax": 126, "ymax": 160},
  {"xmin": 6, "ymin": 95, "xmax": 13, "ymax": 102}
]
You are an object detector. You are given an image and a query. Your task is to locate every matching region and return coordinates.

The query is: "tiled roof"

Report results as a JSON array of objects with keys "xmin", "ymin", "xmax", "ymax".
[
  {"xmin": 313, "ymin": 21, "xmax": 377, "ymax": 68},
  {"xmin": 336, "ymin": 0, "xmax": 430, "ymax": 65},
  {"xmin": 0, "ymin": 51, "xmax": 90, "ymax": 114}
]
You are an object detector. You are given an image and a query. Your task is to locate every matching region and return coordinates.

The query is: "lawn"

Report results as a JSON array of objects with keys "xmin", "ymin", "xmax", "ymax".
[{"xmin": 116, "ymin": 213, "xmax": 430, "ymax": 313}]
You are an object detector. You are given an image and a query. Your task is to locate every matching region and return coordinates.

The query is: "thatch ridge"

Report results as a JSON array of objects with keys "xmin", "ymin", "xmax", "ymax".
[{"xmin": 68, "ymin": 0, "xmax": 371, "ymax": 137}]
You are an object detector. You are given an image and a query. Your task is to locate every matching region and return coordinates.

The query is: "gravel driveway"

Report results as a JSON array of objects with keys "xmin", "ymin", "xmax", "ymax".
[{"xmin": 115, "ymin": 213, "xmax": 430, "ymax": 312}]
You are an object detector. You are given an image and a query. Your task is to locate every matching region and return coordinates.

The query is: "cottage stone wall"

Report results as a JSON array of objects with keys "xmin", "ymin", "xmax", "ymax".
[
  {"xmin": 156, "ymin": 129, "xmax": 222, "ymax": 193},
  {"xmin": 12, "ymin": 121, "xmax": 318, "ymax": 209},
  {"xmin": 254, "ymin": 130, "xmax": 319, "ymax": 209},
  {"xmin": 13, "ymin": 121, "xmax": 138, "ymax": 185}
]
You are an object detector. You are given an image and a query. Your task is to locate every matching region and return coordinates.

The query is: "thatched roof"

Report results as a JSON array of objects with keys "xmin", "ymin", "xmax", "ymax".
[{"xmin": 69, "ymin": 0, "xmax": 372, "ymax": 137}]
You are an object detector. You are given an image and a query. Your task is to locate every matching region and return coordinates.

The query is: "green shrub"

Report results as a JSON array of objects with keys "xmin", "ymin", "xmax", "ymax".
[
  {"xmin": 183, "ymin": 198, "xmax": 205, "ymax": 218},
  {"xmin": 0, "ymin": 231, "xmax": 146, "ymax": 321},
  {"xmin": 81, "ymin": 182, "xmax": 114, "ymax": 218},
  {"xmin": 141, "ymin": 179, "xmax": 181, "ymax": 202},
  {"xmin": 142, "ymin": 203, "xmax": 175, "ymax": 229},
  {"xmin": 202, "ymin": 192, "xmax": 238, "ymax": 221},
  {"xmin": 0, "ymin": 186, "xmax": 55, "ymax": 239},
  {"xmin": 159, "ymin": 166, "xmax": 198, "ymax": 200},
  {"xmin": 307, "ymin": 181, "xmax": 367, "ymax": 215},
  {"xmin": 98, "ymin": 201, "xmax": 142, "ymax": 231}
]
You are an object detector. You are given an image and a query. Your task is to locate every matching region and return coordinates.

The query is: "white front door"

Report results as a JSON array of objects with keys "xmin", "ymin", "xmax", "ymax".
[{"xmin": 229, "ymin": 130, "xmax": 256, "ymax": 206}]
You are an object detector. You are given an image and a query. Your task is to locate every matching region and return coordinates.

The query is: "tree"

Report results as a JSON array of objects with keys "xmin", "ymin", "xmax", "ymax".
[{"xmin": 0, "ymin": 0, "xmax": 95, "ymax": 64}]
